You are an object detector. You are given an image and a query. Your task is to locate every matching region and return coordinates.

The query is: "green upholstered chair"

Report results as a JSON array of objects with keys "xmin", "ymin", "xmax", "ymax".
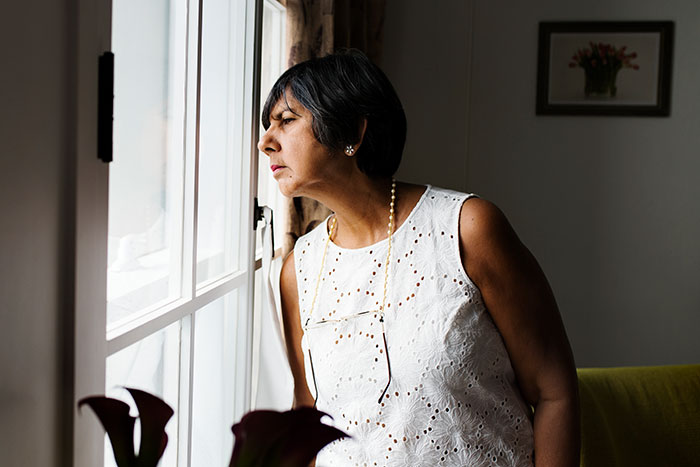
[{"xmin": 577, "ymin": 364, "xmax": 700, "ymax": 467}]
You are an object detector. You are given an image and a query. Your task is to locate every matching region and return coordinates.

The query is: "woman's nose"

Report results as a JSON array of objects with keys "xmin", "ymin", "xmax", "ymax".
[{"xmin": 257, "ymin": 128, "xmax": 279, "ymax": 156}]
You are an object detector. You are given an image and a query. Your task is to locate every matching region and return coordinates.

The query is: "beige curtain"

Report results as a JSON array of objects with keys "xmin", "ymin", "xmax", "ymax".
[{"xmin": 279, "ymin": 0, "xmax": 387, "ymax": 256}]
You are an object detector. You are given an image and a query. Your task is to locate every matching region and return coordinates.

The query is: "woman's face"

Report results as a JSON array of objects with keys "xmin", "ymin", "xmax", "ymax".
[{"xmin": 258, "ymin": 92, "xmax": 346, "ymax": 198}]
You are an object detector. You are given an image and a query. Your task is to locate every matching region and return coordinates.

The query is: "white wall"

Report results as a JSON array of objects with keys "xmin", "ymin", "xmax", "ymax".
[
  {"xmin": 383, "ymin": 0, "xmax": 700, "ymax": 367},
  {"xmin": 383, "ymin": 0, "xmax": 472, "ymax": 192},
  {"xmin": 0, "ymin": 0, "xmax": 72, "ymax": 465}
]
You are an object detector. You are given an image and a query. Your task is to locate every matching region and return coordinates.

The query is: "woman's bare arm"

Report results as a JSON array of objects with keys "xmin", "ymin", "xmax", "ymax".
[
  {"xmin": 280, "ymin": 251, "xmax": 316, "ymax": 408},
  {"xmin": 459, "ymin": 198, "xmax": 580, "ymax": 466}
]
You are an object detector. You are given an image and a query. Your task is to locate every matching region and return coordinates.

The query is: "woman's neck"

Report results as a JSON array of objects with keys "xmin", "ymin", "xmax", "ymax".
[{"xmin": 315, "ymin": 175, "xmax": 395, "ymax": 249}]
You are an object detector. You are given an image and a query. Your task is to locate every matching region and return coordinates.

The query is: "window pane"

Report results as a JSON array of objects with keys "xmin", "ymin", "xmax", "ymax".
[
  {"xmin": 196, "ymin": 0, "xmax": 248, "ymax": 286},
  {"xmin": 256, "ymin": 1, "xmax": 287, "ymax": 256},
  {"xmin": 107, "ymin": 0, "xmax": 187, "ymax": 326},
  {"xmin": 191, "ymin": 290, "xmax": 239, "ymax": 466},
  {"xmin": 105, "ymin": 322, "xmax": 181, "ymax": 467}
]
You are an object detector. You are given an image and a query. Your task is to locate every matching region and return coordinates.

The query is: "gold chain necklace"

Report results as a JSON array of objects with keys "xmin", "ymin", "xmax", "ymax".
[{"xmin": 306, "ymin": 178, "xmax": 396, "ymax": 325}]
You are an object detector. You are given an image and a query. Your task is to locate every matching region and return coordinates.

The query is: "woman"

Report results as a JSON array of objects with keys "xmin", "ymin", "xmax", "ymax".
[{"xmin": 258, "ymin": 50, "xmax": 579, "ymax": 466}]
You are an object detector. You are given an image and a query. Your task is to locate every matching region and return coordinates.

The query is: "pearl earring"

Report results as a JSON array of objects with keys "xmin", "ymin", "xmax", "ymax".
[{"xmin": 345, "ymin": 145, "xmax": 355, "ymax": 155}]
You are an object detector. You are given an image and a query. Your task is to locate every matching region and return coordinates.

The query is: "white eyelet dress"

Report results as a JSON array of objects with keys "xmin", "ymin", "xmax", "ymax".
[{"xmin": 294, "ymin": 186, "xmax": 535, "ymax": 467}]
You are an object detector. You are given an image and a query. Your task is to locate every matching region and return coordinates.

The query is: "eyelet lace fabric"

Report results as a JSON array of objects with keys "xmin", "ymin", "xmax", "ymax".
[{"xmin": 294, "ymin": 186, "xmax": 534, "ymax": 466}]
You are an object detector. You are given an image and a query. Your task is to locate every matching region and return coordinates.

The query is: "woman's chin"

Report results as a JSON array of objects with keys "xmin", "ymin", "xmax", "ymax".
[{"xmin": 275, "ymin": 178, "xmax": 299, "ymax": 198}]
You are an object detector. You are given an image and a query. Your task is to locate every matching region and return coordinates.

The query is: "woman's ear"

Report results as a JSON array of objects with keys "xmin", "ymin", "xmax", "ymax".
[{"xmin": 344, "ymin": 118, "xmax": 368, "ymax": 157}]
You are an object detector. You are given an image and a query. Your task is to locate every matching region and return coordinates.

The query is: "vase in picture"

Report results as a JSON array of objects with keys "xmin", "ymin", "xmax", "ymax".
[
  {"xmin": 584, "ymin": 68, "xmax": 620, "ymax": 98},
  {"xmin": 569, "ymin": 42, "xmax": 639, "ymax": 100}
]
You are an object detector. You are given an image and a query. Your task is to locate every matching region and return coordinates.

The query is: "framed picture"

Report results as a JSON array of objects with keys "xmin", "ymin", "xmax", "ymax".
[{"xmin": 536, "ymin": 21, "xmax": 674, "ymax": 116}]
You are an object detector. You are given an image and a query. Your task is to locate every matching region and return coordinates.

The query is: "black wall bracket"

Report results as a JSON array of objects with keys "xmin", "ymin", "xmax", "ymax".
[{"xmin": 97, "ymin": 51, "xmax": 114, "ymax": 163}]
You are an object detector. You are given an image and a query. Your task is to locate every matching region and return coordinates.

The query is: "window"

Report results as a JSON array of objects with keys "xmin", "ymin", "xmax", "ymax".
[
  {"xmin": 73, "ymin": 1, "xmax": 286, "ymax": 466},
  {"xmin": 256, "ymin": 0, "xmax": 287, "ymax": 257}
]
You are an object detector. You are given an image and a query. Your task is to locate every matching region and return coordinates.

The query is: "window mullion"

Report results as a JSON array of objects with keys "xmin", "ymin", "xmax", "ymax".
[
  {"xmin": 106, "ymin": 269, "xmax": 248, "ymax": 354},
  {"xmin": 181, "ymin": 0, "xmax": 203, "ymax": 302},
  {"xmin": 178, "ymin": 0, "xmax": 203, "ymax": 465},
  {"xmin": 177, "ymin": 313, "xmax": 195, "ymax": 466}
]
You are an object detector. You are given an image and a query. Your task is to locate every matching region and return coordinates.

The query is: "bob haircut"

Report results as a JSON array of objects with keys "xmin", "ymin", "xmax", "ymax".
[{"xmin": 261, "ymin": 50, "xmax": 406, "ymax": 178}]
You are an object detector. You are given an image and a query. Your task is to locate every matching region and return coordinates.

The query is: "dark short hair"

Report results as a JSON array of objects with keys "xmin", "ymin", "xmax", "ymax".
[{"xmin": 261, "ymin": 50, "xmax": 406, "ymax": 177}]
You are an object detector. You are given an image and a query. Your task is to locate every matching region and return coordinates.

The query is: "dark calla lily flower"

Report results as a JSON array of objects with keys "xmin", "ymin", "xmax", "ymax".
[
  {"xmin": 78, "ymin": 387, "xmax": 174, "ymax": 467},
  {"xmin": 229, "ymin": 407, "xmax": 348, "ymax": 467}
]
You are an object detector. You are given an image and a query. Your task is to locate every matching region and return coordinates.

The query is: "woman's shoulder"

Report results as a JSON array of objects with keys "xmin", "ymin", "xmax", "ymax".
[
  {"xmin": 406, "ymin": 183, "xmax": 480, "ymax": 222},
  {"xmin": 424, "ymin": 184, "xmax": 478, "ymax": 200},
  {"xmin": 457, "ymin": 196, "xmax": 523, "ymax": 283},
  {"xmin": 458, "ymin": 196, "xmax": 509, "ymax": 239}
]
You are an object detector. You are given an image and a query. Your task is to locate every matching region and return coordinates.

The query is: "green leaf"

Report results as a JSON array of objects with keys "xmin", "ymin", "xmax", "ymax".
[
  {"xmin": 229, "ymin": 407, "xmax": 349, "ymax": 467},
  {"xmin": 78, "ymin": 396, "xmax": 137, "ymax": 467}
]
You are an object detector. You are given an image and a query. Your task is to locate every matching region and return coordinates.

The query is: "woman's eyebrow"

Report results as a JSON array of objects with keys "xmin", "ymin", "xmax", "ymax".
[
  {"xmin": 271, "ymin": 106, "xmax": 300, "ymax": 121},
  {"xmin": 270, "ymin": 110, "xmax": 284, "ymax": 120}
]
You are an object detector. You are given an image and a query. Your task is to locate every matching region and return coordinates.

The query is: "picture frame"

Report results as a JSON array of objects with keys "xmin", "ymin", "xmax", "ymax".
[{"xmin": 536, "ymin": 21, "xmax": 674, "ymax": 116}]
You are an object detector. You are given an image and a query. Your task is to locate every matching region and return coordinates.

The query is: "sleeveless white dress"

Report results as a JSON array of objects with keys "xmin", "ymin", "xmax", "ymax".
[{"xmin": 294, "ymin": 186, "xmax": 534, "ymax": 467}]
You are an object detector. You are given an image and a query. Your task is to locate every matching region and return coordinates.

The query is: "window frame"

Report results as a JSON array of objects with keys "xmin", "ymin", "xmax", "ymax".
[{"xmin": 71, "ymin": 0, "xmax": 266, "ymax": 465}]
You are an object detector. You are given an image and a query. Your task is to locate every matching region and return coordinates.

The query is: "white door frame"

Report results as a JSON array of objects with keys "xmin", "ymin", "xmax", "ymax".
[{"xmin": 72, "ymin": 0, "xmax": 112, "ymax": 464}]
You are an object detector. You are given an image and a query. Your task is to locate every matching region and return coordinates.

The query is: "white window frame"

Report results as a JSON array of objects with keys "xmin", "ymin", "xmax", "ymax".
[{"xmin": 71, "ymin": 0, "xmax": 268, "ymax": 465}]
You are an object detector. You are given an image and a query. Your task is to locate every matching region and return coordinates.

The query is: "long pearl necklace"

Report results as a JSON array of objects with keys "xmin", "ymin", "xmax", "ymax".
[
  {"xmin": 307, "ymin": 178, "xmax": 396, "ymax": 324},
  {"xmin": 305, "ymin": 179, "xmax": 397, "ymax": 404}
]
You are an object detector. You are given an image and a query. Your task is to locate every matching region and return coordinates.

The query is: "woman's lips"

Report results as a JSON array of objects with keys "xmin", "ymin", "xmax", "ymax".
[{"xmin": 270, "ymin": 164, "xmax": 285, "ymax": 173}]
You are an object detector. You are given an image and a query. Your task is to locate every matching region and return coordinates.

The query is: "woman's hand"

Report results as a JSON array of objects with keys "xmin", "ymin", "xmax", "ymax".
[{"xmin": 459, "ymin": 198, "xmax": 580, "ymax": 467}]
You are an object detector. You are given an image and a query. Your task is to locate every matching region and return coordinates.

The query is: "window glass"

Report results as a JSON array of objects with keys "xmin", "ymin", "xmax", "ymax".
[
  {"xmin": 196, "ymin": 0, "xmax": 247, "ymax": 286},
  {"xmin": 190, "ymin": 290, "xmax": 239, "ymax": 466},
  {"xmin": 107, "ymin": 0, "xmax": 187, "ymax": 327},
  {"xmin": 256, "ymin": 0, "xmax": 287, "ymax": 256},
  {"xmin": 105, "ymin": 322, "xmax": 181, "ymax": 467}
]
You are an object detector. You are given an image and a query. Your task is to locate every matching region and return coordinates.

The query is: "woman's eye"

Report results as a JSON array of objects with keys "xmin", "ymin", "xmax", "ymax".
[{"xmin": 282, "ymin": 118, "xmax": 294, "ymax": 125}]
